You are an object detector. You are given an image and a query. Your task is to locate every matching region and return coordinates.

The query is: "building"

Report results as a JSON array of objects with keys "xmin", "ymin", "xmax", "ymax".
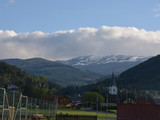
[
  {"xmin": 117, "ymin": 103, "xmax": 160, "ymax": 120},
  {"xmin": 7, "ymin": 84, "xmax": 18, "ymax": 91},
  {"xmin": 108, "ymin": 72, "xmax": 118, "ymax": 95},
  {"xmin": 43, "ymin": 95, "xmax": 72, "ymax": 108}
]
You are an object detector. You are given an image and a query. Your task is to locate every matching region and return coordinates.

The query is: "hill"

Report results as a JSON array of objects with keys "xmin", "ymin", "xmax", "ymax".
[
  {"xmin": 0, "ymin": 58, "xmax": 101, "ymax": 86},
  {"xmin": 0, "ymin": 62, "xmax": 61, "ymax": 98},
  {"xmin": 118, "ymin": 54, "xmax": 160, "ymax": 90},
  {"xmin": 59, "ymin": 55, "xmax": 150, "ymax": 75}
]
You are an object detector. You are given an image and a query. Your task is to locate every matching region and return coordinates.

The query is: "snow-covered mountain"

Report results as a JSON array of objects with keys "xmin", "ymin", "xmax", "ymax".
[
  {"xmin": 62, "ymin": 55, "xmax": 149, "ymax": 66},
  {"xmin": 59, "ymin": 55, "xmax": 150, "ymax": 76}
]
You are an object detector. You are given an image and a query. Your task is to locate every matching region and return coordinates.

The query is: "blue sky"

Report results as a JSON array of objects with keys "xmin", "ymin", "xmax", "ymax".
[
  {"xmin": 0, "ymin": 0, "xmax": 160, "ymax": 33},
  {"xmin": 0, "ymin": 0, "xmax": 160, "ymax": 60}
]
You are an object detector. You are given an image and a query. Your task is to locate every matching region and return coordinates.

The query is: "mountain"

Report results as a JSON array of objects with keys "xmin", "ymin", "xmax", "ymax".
[
  {"xmin": 0, "ymin": 58, "xmax": 101, "ymax": 86},
  {"xmin": 59, "ymin": 55, "xmax": 150, "ymax": 75},
  {"xmin": 118, "ymin": 54, "xmax": 160, "ymax": 90},
  {"xmin": 0, "ymin": 62, "xmax": 60, "ymax": 98}
]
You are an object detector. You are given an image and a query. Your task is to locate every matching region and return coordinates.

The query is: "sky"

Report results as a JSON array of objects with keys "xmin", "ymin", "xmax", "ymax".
[{"xmin": 0, "ymin": 0, "xmax": 160, "ymax": 60}]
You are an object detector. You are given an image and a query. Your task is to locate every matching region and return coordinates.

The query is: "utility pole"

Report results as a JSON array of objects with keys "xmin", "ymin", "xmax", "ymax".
[
  {"xmin": 135, "ymin": 90, "xmax": 137, "ymax": 103},
  {"xmin": 96, "ymin": 96, "xmax": 98, "ymax": 114},
  {"xmin": 145, "ymin": 91, "xmax": 148, "ymax": 104},
  {"xmin": 126, "ymin": 90, "xmax": 128, "ymax": 103},
  {"xmin": 106, "ymin": 93, "xmax": 108, "ymax": 120}
]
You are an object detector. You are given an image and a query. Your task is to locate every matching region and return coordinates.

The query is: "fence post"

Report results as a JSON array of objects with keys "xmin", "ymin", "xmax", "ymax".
[{"xmin": 55, "ymin": 114, "xmax": 57, "ymax": 120}]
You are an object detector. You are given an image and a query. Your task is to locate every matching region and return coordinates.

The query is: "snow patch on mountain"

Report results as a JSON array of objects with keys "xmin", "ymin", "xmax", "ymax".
[{"xmin": 61, "ymin": 55, "xmax": 150, "ymax": 66}]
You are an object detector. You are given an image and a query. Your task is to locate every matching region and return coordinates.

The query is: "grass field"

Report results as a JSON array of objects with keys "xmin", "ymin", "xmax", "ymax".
[
  {"xmin": 57, "ymin": 108, "xmax": 117, "ymax": 120},
  {"xmin": 0, "ymin": 107, "xmax": 116, "ymax": 120}
]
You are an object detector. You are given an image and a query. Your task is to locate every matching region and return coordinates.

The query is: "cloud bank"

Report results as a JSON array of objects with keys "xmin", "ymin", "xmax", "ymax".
[{"xmin": 0, "ymin": 26, "xmax": 160, "ymax": 60}]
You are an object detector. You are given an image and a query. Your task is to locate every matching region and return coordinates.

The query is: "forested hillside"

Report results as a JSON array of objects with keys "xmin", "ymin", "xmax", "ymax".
[
  {"xmin": 0, "ymin": 62, "xmax": 61, "ymax": 98},
  {"xmin": 118, "ymin": 55, "xmax": 160, "ymax": 90}
]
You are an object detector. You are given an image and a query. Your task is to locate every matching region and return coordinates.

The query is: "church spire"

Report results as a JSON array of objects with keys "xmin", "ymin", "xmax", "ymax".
[
  {"xmin": 108, "ymin": 72, "xmax": 118, "ymax": 95},
  {"xmin": 112, "ymin": 72, "xmax": 116, "ymax": 86}
]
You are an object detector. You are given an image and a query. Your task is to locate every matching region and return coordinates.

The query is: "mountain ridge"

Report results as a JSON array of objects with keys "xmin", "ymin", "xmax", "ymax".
[
  {"xmin": 61, "ymin": 55, "xmax": 149, "ymax": 65},
  {"xmin": 0, "ymin": 58, "xmax": 101, "ymax": 86},
  {"xmin": 59, "ymin": 55, "xmax": 150, "ymax": 75}
]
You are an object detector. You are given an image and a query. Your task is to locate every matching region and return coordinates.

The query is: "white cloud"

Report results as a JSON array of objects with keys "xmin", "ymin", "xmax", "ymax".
[
  {"xmin": 9, "ymin": 0, "xmax": 16, "ymax": 3},
  {"xmin": 153, "ymin": 3, "xmax": 160, "ymax": 17},
  {"xmin": 155, "ymin": 14, "xmax": 160, "ymax": 17},
  {"xmin": 0, "ymin": 26, "xmax": 160, "ymax": 60},
  {"xmin": 154, "ymin": 3, "xmax": 160, "ymax": 11}
]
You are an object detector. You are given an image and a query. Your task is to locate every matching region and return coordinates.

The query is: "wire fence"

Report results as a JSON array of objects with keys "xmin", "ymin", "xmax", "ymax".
[
  {"xmin": 118, "ymin": 89, "xmax": 160, "ymax": 104},
  {"xmin": 0, "ymin": 88, "xmax": 58, "ymax": 120}
]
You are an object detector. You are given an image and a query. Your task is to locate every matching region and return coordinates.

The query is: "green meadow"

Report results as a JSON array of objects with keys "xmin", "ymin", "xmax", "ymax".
[{"xmin": 57, "ymin": 108, "xmax": 117, "ymax": 120}]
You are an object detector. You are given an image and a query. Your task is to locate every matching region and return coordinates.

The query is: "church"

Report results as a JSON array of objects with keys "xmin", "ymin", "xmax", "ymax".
[{"xmin": 108, "ymin": 72, "xmax": 118, "ymax": 95}]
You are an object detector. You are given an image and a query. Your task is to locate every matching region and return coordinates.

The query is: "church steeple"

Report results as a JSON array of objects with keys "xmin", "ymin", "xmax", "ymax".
[
  {"xmin": 109, "ymin": 72, "xmax": 118, "ymax": 95},
  {"xmin": 111, "ymin": 72, "xmax": 116, "ymax": 86}
]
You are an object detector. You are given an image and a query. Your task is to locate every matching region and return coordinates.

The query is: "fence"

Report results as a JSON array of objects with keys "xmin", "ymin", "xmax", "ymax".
[
  {"xmin": 118, "ymin": 89, "xmax": 160, "ymax": 104},
  {"xmin": 0, "ymin": 88, "xmax": 58, "ymax": 120}
]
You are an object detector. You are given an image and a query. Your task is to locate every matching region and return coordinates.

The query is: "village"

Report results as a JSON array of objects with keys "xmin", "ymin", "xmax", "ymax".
[{"xmin": 1, "ymin": 72, "xmax": 160, "ymax": 120}]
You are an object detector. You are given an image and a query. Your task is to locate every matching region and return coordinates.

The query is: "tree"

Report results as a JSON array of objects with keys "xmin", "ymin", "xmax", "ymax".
[{"xmin": 82, "ymin": 92, "xmax": 104, "ymax": 103}]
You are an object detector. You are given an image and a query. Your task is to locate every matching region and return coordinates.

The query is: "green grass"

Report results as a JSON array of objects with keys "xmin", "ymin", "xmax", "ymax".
[
  {"xmin": 57, "ymin": 108, "xmax": 116, "ymax": 119},
  {"xmin": 108, "ymin": 110, "xmax": 117, "ymax": 113},
  {"xmin": 0, "ymin": 108, "xmax": 116, "ymax": 120},
  {"xmin": 42, "ymin": 118, "xmax": 56, "ymax": 120}
]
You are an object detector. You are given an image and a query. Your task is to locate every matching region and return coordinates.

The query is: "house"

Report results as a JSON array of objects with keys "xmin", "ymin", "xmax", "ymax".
[
  {"xmin": 7, "ymin": 84, "xmax": 18, "ymax": 91},
  {"xmin": 43, "ymin": 95, "xmax": 72, "ymax": 108},
  {"xmin": 70, "ymin": 96, "xmax": 82, "ymax": 106}
]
